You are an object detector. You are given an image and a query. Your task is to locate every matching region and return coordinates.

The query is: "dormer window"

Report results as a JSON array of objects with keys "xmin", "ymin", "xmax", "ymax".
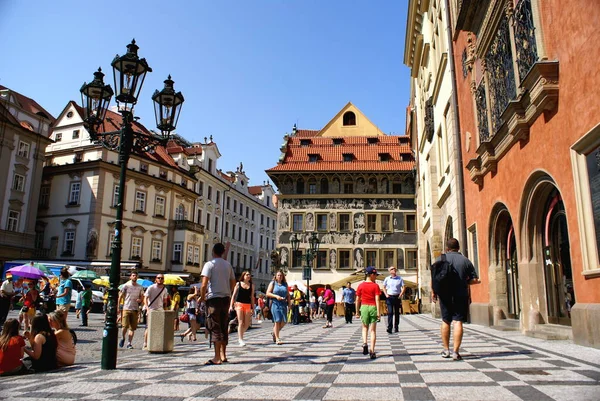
[
  {"xmin": 379, "ymin": 153, "xmax": 391, "ymax": 162},
  {"xmin": 159, "ymin": 170, "xmax": 167, "ymax": 179},
  {"xmin": 343, "ymin": 111, "xmax": 356, "ymax": 126},
  {"xmin": 400, "ymin": 154, "xmax": 411, "ymax": 162},
  {"xmin": 368, "ymin": 137, "xmax": 379, "ymax": 145},
  {"xmin": 399, "ymin": 137, "xmax": 409, "ymax": 145},
  {"xmin": 300, "ymin": 139, "xmax": 311, "ymax": 147},
  {"xmin": 343, "ymin": 153, "xmax": 354, "ymax": 162},
  {"xmin": 332, "ymin": 138, "xmax": 343, "ymax": 146},
  {"xmin": 308, "ymin": 154, "xmax": 320, "ymax": 163},
  {"xmin": 140, "ymin": 163, "xmax": 148, "ymax": 173}
]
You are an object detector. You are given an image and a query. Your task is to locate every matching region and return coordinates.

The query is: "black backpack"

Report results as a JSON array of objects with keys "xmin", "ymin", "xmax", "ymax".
[{"xmin": 431, "ymin": 254, "xmax": 458, "ymax": 296}]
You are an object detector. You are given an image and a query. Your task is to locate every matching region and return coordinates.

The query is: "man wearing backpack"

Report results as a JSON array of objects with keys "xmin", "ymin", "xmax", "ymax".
[{"xmin": 431, "ymin": 238, "xmax": 480, "ymax": 361}]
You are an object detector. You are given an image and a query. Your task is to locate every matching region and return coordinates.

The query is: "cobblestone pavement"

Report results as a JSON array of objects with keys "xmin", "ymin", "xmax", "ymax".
[{"xmin": 1, "ymin": 312, "xmax": 599, "ymax": 400}]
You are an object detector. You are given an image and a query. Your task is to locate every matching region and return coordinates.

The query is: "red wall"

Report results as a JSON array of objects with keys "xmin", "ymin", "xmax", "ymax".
[{"xmin": 454, "ymin": 0, "xmax": 600, "ymax": 305}]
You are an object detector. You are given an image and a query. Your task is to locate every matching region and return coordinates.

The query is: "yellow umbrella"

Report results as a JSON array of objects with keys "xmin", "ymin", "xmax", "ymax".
[
  {"xmin": 163, "ymin": 274, "xmax": 185, "ymax": 286},
  {"xmin": 93, "ymin": 276, "xmax": 110, "ymax": 287}
]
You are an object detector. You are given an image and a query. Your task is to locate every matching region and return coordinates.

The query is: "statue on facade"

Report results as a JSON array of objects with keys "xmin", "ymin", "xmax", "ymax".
[
  {"xmin": 280, "ymin": 248, "xmax": 289, "ymax": 267},
  {"xmin": 86, "ymin": 229, "xmax": 98, "ymax": 257},
  {"xmin": 354, "ymin": 248, "xmax": 363, "ymax": 270},
  {"xmin": 305, "ymin": 213, "xmax": 314, "ymax": 231},
  {"xmin": 279, "ymin": 212, "xmax": 289, "ymax": 230},
  {"xmin": 329, "ymin": 249, "xmax": 337, "ymax": 269},
  {"xmin": 329, "ymin": 213, "xmax": 337, "ymax": 231}
]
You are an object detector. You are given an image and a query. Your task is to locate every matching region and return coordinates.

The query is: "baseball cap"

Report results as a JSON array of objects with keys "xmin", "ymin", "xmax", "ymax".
[{"xmin": 365, "ymin": 266, "xmax": 377, "ymax": 275}]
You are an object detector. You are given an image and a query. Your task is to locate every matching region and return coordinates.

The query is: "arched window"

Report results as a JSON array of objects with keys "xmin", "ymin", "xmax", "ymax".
[
  {"xmin": 343, "ymin": 111, "xmax": 356, "ymax": 126},
  {"xmin": 444, "ymin": 217, "xmax": 454, "ymax": 245}
]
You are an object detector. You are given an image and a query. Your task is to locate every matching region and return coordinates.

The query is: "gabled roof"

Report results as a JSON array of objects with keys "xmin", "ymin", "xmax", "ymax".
[{"xmin": 0, "ymin": 85, "xmax": 55, "ymax": 124}]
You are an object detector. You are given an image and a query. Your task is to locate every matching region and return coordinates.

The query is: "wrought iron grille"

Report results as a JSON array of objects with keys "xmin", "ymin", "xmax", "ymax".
[
  {"xmin": 476, "ymin": 81, "xmax": 490, "ymax": 143},
  {"xmin": 424, "ymin": 97, "xmax": 434, "ymax": 142},
  {"xmin": 514, "ymin": 0, "xmax": 539, "ymax": 82},
  {"xmin": 485, "ymin": 15, "xmax": 516, "ymax": 133}
]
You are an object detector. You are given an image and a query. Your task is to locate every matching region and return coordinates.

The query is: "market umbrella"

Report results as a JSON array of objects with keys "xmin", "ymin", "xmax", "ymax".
[
  {"xmin": 137, "ymin": 279, "xmax": 153, "ymax": 287},
  {"xmin": 163, "ymin": 274, "xmax": 185, "ymax": 286},
  {"xmin": 71, "ymin": 270, "xmax": 99, "ymax": 280},
  {"xmin": 287, "ymin": 280, "xmax": 307, "ymax": 294},
  {"xmin": 93, "ymin": 276, "xmax": 110, "ymax": 287},
  {"xmin": 7, "ymin": 264, "xmax": 46, "ymax": 280},
  {"xmin": 22, "ymin": 262, "xmax": 52, "ymax": 276}
]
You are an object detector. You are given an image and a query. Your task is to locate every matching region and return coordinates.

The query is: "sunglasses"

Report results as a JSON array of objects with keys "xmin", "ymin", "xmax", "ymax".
[{"xmin": 156, "ymin": 277, "xmax": 164, "ymax": 280}]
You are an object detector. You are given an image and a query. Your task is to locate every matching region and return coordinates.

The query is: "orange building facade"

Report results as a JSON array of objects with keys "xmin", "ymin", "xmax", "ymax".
[{"xmin": 451, "ymin": 0, "xmax": 600, "ymax": 347}]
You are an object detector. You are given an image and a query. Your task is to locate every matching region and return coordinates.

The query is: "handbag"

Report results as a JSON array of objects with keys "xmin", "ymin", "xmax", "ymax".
[{"xmin": 179, "ymin": 312, "xmax": 190, "ymax": 323}]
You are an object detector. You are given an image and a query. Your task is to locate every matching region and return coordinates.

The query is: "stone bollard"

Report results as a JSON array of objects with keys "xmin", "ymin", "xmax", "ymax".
[{"xmin": 147, "ymin": 310, "xmax": 175, "ymax": 353}]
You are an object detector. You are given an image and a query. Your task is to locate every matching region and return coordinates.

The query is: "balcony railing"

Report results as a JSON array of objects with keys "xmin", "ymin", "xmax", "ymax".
[
  {"xmin": 0, "ymin": 230, "xmax": 35, "ymax": 249},
  {"xmin": 170, "ymin": 219, "xmax": 205, "ymax": 234}
]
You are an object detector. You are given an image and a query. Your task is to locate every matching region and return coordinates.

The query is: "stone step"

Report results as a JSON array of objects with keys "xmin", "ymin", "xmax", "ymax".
[
  {"xmin": 524, "ymin": 323, "xmax": 572, "ymax": 341},
  {"xmin": 491, "ymin": 325, "xmax": 519, "ymax": 331},
  {"xmin": 498, "ymin": 319, "xmax": 520, "ymax": 329}
]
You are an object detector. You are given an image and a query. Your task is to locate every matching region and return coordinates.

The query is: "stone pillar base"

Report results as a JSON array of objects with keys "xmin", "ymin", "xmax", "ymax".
[
  {"xmin": 148, "ymin": 310, "xmax": 175, "ymax": 353},
  {"xmin": 469, "ymin": 303, "xmax": 493, "ymax": 326},
  {"xmin": 572, "ymin": 303, "xmax": 600, "ymax": 349}
]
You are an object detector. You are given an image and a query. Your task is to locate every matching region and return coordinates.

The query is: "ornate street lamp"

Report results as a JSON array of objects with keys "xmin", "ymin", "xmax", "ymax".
[
  {"xmin": 80, "ymin": 39, "xmax": 184, "ymax": 370},
  {"xmin": 290, "ymin": 232, "xmax": 320, "ymax": 322}
]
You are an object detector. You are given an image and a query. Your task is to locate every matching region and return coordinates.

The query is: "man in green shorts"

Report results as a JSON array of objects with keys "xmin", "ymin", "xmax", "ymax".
[{"xmin": 356, "ymin": 266, "xmax": 381, "ymax": 359}]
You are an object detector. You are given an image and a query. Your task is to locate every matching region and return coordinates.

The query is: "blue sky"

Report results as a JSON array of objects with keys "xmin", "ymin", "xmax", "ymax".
[{"xmin": 0, "ymin": 0, "xmax": 410, "ymax": 187}]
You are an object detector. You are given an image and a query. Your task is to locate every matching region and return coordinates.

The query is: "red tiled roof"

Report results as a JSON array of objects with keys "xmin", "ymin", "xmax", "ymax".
[
  {"xmin": 0, "ymin": 85, "xmax": 56, "ymax": 124},
  {"xmin": 220, "ymin": 171, "xmax": 235, "ymax": 183},
  {"xmin": 186, "ymin": 146, "xmax": 203, "ymax": 155},
  {"xmin": 267, "ymin": 133, "xmax": 414, "ymax": 172},
  {"xmin": 248, "ymin": 186, "xmax": 262, "ymax": 196},
  {"xmin": 295, "ymin": 129, "xmax": 320, "ymax": 137}
]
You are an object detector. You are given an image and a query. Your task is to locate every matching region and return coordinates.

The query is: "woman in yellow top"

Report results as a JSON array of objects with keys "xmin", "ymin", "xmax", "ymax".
[{"xmin": 170, "ymin": 286, "xmax": 181, "ymax": 331}]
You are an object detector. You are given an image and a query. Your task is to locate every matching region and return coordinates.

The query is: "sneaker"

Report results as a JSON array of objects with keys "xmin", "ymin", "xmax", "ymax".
[
  {"xmin": 239, "ymin": 340, "xmax": 246, "ymax": 347},
  {"xmin": 441, "ymin": 349, "xmax": 451, "ymax": 358},
  {"xmin": 452, "ymin": 352, "xmax": 462, "ymax": 361},
  {"xmin": 386, "ymin": 328, "xmax": 392, "ymax": 334},
  {"xmin": 370, "ymin": 352, "xmax": 377, "ymax": 359},
  {"xmin": 362, "ymin": 343, "xmax": 369, "ymax": 355},
  {"xmin": 119, "ymin": 339, "xmax": 125, "ymax": 348},
  {"xmin": 126, "ymin": 344, "xmax": 133, "ymax": 349}
]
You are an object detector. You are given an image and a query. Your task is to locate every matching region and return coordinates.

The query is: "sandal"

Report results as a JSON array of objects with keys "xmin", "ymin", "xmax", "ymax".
[
  {"xmin": 276, "ymin": 339, "xmax": 283, "ymax": 345},
  {"xmin": 272, "ymin": 333, "xmax": 276, "ymax": 343}
]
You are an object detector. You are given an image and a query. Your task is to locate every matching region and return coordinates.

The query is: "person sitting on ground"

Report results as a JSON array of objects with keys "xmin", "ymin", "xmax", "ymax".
[
  {"xmin": 23, "ymin": 315, "xmax": 57, "ymax": 372},
  {"xmin": 48, "ymin": 311, "xmax": 76, "ymax": 367},
  {"xmin": 0, "ymin": 319, "xmax": 27, "ymax": 376}
]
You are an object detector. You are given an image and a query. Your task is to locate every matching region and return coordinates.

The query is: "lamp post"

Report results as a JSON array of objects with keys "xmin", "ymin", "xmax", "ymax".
[
  {"xmin": 290, "ymin": 232, "xmax": 320, "ymax": 322},
  {"xmin": 79, "ymin": 39, "xmax": 184, "ymax": 370}
]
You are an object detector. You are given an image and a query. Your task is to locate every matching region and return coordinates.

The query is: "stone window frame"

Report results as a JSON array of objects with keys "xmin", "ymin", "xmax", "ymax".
[
  {"xmin": 570, "ymin": 122, "xmax": 600, "ymax": 277},
  {"xmin": 68, "ymin": 181, "xmax": 81, "ymax": 205},
  {"xmin": 365, "ymin": 213, "xmax": 393, "ymax": 233},
  {"xmin": 151, "ymin": 239, "xmax": 163, "ymax": 262},
  {"xmin": 315, "ymin": 249, "xmax": 328, "ymax": 269},
  {"xmin": 365, "ymin": 249, "xmax": 379, "ymax": 269},
  {"xmin": 6, "ymin": 210, "xmax": 19, "ymax": 232},
  {"xmin": 467, "ymin": 223, "xmax": 480, "ymax": 275},
  {"xmin": 12, "ymin": 173, "xmax": 25, "ymax": 192},
  {"xmin": 172, "ymin": 242, "xmax": 183, "ymax": 264},
  {"xmin": 134, "ymin": 190, "xmax": 147, "ymax": 213},
  {"xmin": 63, "ymin": 229, "xmax": 76, "ymax": 256},
  {"xmin": 17, "ymin": 140, "xmax": 30, "ymax": 159},
  {"xmin": 187, "ymin": 244, "xmax": 194, "ymax": 264},
  {"xmin": 194, "ymin": 246, "xmax": 200, "ymax": 265},
  {"xmin": 292, "ymin": 213, "xmax": 304, "ymax": 232},
  {"xmin": 39, "ymin": 185, "xmax": 51, "ymax": 208},
  {"xmin": 381, "ymin": 249, "xmax": 396, "ymax": 270},
  {"xmin": 405, "ymin": 213, "xmax": 417, "ymax": 232},
  {"xmin": 338, "ymin": 249, "xmax": 353, "ymax": 270},
  {"xmin": 316, "ymin": 213, "xmax": 328, "ymax": 232},
  {"xmin": 107, "ymin": 231, "xmax": 115, "ymax": 257},
  {"xmin": 130, "ymin": 236, "xmax": 143, "ymax": 259},
  {"xmin": 154, "ymin": 196, "xmax": 166, "ymax": 217},
  {"xmin": 405, "ymin": 248, "xmax": 418, "ymax": 270},
  {"xmin": 338, "ymin": 213, "xmax": 352, "ymax": 232}
]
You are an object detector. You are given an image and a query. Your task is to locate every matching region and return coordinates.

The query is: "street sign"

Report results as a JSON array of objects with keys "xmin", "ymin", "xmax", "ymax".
[{"xmin": 302, "ymin": 267, "xmax": 312, "ymax": 280}]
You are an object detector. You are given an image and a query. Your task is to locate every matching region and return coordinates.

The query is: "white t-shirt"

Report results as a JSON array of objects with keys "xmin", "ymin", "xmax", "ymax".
[
  {"xmin": 1, "ymin": 280, "xmax": 14, "ymax": 297},
  {"xmin": 201, "ymin": 257, "xmax": 235, "ymax": 300},
  {"xmin": 144, "ymin": 284, "xmax": 168, "ymax": 310},
  {"xmin": 120, "ymin": 281, "xmax": 144, "ymax": 311}
]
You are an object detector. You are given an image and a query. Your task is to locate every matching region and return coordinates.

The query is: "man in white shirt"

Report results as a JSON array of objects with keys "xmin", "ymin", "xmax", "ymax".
[
  {"xmin": 382, "ymin": 266, "xmax": 405, "ymax": 334},
  {"xmin": 0, "ymin": 275, "xmax": 15, "ymax": 325},
  {"xmin": 200, "ymin": 243, "xmax": 235, "ymax": 365},
  {"xmin": 118, "ymin": 271, "xmax": 145, "ymax": 349},
  {"xmin": 142, "ymin": 274, "xmax": 169, "ymax": 349}
]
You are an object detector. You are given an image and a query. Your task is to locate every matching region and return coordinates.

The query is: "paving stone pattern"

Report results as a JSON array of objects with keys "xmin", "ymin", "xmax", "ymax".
[{"xmin": 1, "ymin": 315, "xmax": 599, "ymax": 400}]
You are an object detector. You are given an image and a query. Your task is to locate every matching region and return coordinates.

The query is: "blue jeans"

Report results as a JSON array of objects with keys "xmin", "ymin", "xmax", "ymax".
[
  {"xmin": 386, "ymin": 296, "xmax": 401, "ymax": 331},
  {"xmin": 292, "ymin": 304, "xmax": 300, "ymax": 324}
]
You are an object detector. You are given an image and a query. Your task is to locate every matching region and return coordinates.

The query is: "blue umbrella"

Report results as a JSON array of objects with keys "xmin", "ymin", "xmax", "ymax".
[{"xmin": 137, "ymin": 279, "xmax": 153, "ymax": 287}]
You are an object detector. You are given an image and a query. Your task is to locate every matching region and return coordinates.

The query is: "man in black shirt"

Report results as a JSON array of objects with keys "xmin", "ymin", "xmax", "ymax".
[{"xmin": 432, "ymin": 238, "xmax": 480, "ymax": 361}]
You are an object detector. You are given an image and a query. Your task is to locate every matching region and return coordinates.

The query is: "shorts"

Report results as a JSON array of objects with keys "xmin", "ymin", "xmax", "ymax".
[
  {"xmin": 122, "ymin": 310, "xmax": 139, "ymax": 330},
  {"xmin": 439, "ymin": 295, "xmax": 469, "ymax": 323},
  {"xmin": 360, "ymin": 305, "xmax": 378, "ymax": 325},
  {"xmin": 56, "ymin": 304, "xmax": 70, "ymax": 313},
  {"xmin": 206, "ymin": 297, "xmax": 230, "ymax": 344},
  {"xmin": 310, "ymin": 302, "xmax": 317, "ymax": 310},
  {"xmin": 186, "ymin": 308, "xmax": 197, "ymax": 322},
  {"xmin": 235, "ymin": 302, "xmax": 252, "ymax": 313}
]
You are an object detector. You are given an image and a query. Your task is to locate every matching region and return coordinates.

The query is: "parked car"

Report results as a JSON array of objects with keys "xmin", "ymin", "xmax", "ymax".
[{"xmin": 70, "ymin": 278, "xmax": 104, "ymax": 313}]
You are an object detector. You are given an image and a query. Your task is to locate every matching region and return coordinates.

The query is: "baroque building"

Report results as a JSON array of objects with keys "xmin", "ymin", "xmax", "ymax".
[
  {"xmin": 404, "ymin": 0, "xmax": 467, "ymax": 313},
  {"xmin": 267, "ymin": 103, "xmax": 418, "ymax": 291},
  {"xmin": 37, "ymin": 101, "xmax": 276, "ymax": 283},
  {"xmin": 0, "ymin": 86, "xmax": 54, "ymax": 270},
  {"xmin": 451, "ymin": 0, "xmax": 600, "ymax": 347}
]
